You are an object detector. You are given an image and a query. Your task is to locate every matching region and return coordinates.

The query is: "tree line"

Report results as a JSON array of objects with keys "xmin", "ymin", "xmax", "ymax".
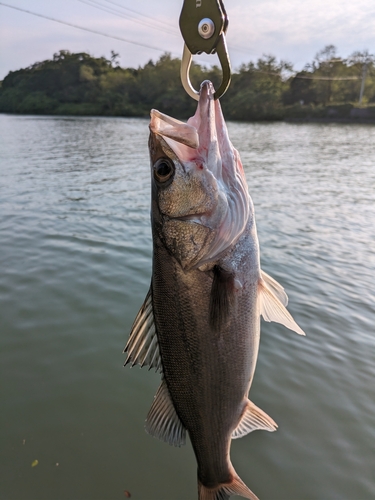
[{"xmin": 0, "ymin": 45, "xmax": 374, "ymax": 121}]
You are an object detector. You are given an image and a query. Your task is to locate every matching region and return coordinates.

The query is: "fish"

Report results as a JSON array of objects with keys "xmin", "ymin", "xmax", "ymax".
[{"xmin": 124, "ymin": 80, "xmax": 305, "ymax": 500}]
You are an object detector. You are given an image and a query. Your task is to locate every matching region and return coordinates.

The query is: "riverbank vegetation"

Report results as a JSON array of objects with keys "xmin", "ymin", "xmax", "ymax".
[{"xmin": 1, "ymin": 46, "xmax": 374, "ymax": 121}]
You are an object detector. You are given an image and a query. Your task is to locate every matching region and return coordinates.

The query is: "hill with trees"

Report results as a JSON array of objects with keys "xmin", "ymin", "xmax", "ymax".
[{"xmin": 1, "ymin": 46, "xmax": 374, "ymax": 121}]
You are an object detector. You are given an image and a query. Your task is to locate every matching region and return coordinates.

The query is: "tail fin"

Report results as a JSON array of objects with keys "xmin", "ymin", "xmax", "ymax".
[{"xmin": 198, "ymin": 473, "xmax": 259, "ymax": 500}]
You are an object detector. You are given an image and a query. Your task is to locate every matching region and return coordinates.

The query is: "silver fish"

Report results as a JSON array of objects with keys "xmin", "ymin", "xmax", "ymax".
[{"xmin": 124, "ymin": 81, "xmax": 305, "ymax": 500}]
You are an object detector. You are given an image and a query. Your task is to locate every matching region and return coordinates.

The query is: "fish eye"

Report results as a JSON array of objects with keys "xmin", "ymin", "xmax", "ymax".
[{"xmin": 153, "ymin": 158, "xmax": 175, "ymax": 184}]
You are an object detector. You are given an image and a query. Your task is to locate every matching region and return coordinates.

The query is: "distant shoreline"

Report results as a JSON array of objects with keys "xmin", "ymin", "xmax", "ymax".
[
  {"xmin": 2, "ymin": 111, "xmax": 375, "ymax": 125},
  {"xmin": 285, "ymin": 117, "xmax": 375, "ymax": 124},
  {"xmin": 1, "ymin": 50, "xmax": 375, "ymax": 124}
]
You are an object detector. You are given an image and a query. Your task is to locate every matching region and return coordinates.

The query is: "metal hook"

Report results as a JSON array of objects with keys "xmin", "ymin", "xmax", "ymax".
[
  {"xmin": 180, "ymin": 35, "xmax": 231, "ymax": 101},
  {"xmin": 179, "ymin": 0, "xmax": 231, "ymax": 100}
]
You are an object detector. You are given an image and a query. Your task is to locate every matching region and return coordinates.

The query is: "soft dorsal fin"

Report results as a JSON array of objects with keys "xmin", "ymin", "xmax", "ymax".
[
  {"xmin": 145, "ymin": 379, "xmax": 186, "ymax": 447},
  {"xmin": 260, "ymin": 270, "xmax": 288, "ymax": 306},
  {"xmin": 259, "ymin": 278, "xmax": 305, "ymax": 336},
  {"xmin": 123, "ymin": 287, "xmax": 162, "ymax": 372},
  {"xmin": 232, "ymin": 399, "xmax": 278, "ymax": 439}
]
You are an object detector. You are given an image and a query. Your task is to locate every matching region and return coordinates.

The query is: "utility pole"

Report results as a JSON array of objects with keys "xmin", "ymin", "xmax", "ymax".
[{"xmin": 359, "ymin": 62, "xmax": 368, "ymax": 106}]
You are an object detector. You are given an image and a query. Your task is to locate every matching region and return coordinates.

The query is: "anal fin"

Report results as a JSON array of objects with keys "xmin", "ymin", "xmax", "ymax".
[
  {"xmin": 145, "ymin": 379, "xmax": 186, "ymax": 447},
  {"xmin": 232, "ymin": 400, "xmax": 278, "ymax": 439}
]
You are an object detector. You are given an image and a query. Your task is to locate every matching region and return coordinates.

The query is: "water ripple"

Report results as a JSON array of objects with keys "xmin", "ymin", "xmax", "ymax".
[{"xmin": 1, "ymin": 115, "xmax": 374, "ymax": 499}]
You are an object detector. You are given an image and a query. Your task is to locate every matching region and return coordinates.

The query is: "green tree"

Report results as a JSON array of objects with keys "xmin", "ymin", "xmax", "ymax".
[
  {"xmin": 223, "ymin": 55, "xmax": 292, "ymax": 120},
  {"xmin": 346, "ymin": 50, "xmax": 375, "ymax": 104},
  {"xmin": 1, "ymin": 48, "xmax": 374, "ymax": 120}
]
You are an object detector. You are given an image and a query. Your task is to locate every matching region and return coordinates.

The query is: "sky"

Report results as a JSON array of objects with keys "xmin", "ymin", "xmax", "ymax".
[{"xmin": 0, "ymin": 0, "xmax": 374, "ymax": 79}]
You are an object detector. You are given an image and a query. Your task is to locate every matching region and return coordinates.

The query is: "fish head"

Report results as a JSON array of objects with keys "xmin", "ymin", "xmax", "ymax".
[{"xmin": 149, "ymin": 81, "xmax": 250, "ymax": 271}]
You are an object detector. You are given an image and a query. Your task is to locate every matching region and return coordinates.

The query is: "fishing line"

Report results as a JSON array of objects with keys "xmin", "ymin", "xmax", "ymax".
[
  {"xmin": 0, "ymin": 1, "xmax": 221, "ymax": 67},
  {"xmin": 77, "ymin": 0, "xmax": 179, "ymax": 36},
  {"xmin": 0, "ymin": 1, "xmax": 177, "ymax": 54},
  {"xmin": 293, "ymin": 75, "xmax": 360, "ymax": 80},
  {"xmin": 103, "ymin": 0, "xmax": 177, "ymax": 31}
]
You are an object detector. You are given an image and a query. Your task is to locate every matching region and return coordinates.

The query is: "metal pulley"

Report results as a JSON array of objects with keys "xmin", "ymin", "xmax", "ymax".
[{"xmin": 179, "ymin": 0, "xmax": 231, "ymax": 100}]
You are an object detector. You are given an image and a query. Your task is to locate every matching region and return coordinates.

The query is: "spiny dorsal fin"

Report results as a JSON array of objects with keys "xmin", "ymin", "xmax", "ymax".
[
  {"xmin": 260, "ymin": 270, "xmax": 288, "ymax": 306},
  {"xmin": 232, "ymin": 400, "xmax": 278, "ymax": 439},
  {"xmin": 259, "ymin": 278, "xmax": 305, "ymax": 336},
  {"xmin": 209, "ymin": 266, "xmax": 235, "ymax": 330},
  {"xmin": 123, "ymin": 287, "xmax": 162, "ymax": 372},
  {"xmin": 145, "ymin": 379, "xmax": 186, "ymax": 447}
]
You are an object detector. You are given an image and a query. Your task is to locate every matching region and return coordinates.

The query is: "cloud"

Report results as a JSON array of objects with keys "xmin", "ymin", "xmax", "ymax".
[
  {"xmin": 227, "ymin": 0, "xmax": 375, "ymax": 66},
  {"xmin": 1, "ymin": 0, "xmax": 374, "ymax": 78}
]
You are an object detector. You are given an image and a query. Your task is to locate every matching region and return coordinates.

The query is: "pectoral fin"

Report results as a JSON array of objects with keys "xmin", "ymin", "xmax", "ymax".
[
  {"xmin": 232, "ymin": 400, "xmax": 278, "ymax": 439},
  {"xmin": 123, "ymin": 286, "xmax": 162, "ymax": 372},
  {"xmin": 146, "ymin": 379, "xmax": 186, "ymax": 447},
  {"xmin": 260, "ymin": 270, "xmax": 288, "ymax": 306},
  {"xmin": 209, "ymin": 265, "xmax": 235, "ymax": 330},
  {"xmin": 259, "ymin": 276, "xmax": 305, "ymax": 336}
]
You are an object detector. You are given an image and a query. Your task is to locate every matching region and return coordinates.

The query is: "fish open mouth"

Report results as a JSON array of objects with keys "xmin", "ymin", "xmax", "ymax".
[{"xmin": 151, "ymin": 80, "xmax": 251, "ymax": 267}]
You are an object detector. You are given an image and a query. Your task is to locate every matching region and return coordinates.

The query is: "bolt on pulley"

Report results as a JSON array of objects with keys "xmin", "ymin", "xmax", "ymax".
[{"xmin": 179, "ymin": 0, "xmax": 231, "ymax": 100}]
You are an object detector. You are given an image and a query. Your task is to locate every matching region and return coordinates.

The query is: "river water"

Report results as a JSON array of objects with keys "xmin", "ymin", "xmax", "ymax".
[{"xmin": 0, "ymin": 113, "xmax": 374, "ymax": 500}]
